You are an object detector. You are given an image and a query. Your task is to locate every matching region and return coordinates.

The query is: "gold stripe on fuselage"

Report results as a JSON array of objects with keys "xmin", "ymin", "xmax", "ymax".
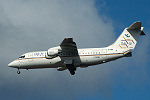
[{"xmin": 15, "ymin": 51, "xmax": 129, "ymax": 61}]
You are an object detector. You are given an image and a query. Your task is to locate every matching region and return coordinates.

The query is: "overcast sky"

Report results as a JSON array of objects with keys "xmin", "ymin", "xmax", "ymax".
[{"xmin": 0, "ymin": 0, "xmax": 150, "ymax": 100}]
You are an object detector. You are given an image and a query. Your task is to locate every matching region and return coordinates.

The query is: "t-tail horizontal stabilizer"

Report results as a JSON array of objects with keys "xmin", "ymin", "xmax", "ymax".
[{"xmin": 127, "ymin": 22, "xmax": 145, "ymax": 35}]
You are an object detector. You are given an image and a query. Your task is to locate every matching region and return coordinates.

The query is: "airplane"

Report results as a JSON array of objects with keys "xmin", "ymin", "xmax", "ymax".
[{"xmin": 8, "ymin": 22, "xmax": 145, "ymax": 75}]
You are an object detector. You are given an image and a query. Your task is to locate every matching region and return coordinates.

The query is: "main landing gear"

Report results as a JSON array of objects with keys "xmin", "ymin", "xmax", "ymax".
[
  {"xmin": 17, "ymin": 68, "xmax": 21, "ymax": 74},
  {"xmin": 66, "ymin": 64, "xmax": 76, "ymax": 75}
]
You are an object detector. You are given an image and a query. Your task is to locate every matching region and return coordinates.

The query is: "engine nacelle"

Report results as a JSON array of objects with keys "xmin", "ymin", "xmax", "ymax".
[
  {"xmin": 57, "ymin": 67, "xmax": 66, "ymax": 71},
  {"xmin": 47, "ymin": 49, "xmax": 59, "ymax": 56},
  {"xmin": 45, "ymin": 46, "xmax": 61, "ymax": 59}
]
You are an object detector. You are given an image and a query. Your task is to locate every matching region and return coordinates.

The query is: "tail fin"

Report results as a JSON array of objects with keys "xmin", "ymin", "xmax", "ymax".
[{"xmin": 109, "ymin": 22, "xmax": 145, "ymax": 50}]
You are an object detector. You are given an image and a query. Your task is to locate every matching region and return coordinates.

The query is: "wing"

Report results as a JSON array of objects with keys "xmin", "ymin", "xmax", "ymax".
[
  {"xmin": 60, "ymin": 38, "xmax": 78, "ymax": 75},
  {"xmin": 60, "ymin": 38, "xmax": 78, "ymax": 54}
]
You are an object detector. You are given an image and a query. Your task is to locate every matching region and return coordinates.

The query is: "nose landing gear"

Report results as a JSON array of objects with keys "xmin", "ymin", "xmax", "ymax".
[{"xmin": 17, "ymin": 69, "xmax": 21, "ymax": 74}]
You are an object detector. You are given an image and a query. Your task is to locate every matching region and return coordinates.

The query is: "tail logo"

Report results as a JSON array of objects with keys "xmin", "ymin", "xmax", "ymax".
[
  {"xmin": 119, "ymin": 36, "xmax": 135, "ymax": 49},
  {"xmin": 125, "ymin": 34, "xmax": 130, "ymax": 37}
]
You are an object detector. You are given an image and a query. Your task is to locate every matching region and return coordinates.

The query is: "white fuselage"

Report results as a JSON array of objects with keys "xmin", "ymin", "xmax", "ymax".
[
  {"xmin": 8, "ymin": 22, "xmax": 145, "ymax": 75},
  {"xmin": 8, "ymin": 47, "xmax": 129, "ymax": 69}
]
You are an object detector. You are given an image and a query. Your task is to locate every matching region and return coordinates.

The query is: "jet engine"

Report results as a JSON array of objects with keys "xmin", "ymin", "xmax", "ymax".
[
  {"xmin": 45, "ymin": 46, "xmax": 61, "ymax": 59},
  {"xmin": 47, "ymin": 49, "xmax": 59, "ymax": 56},
  {"xmin": 57, "ymin": 67, "xmax": 66, "ymax": 71}
]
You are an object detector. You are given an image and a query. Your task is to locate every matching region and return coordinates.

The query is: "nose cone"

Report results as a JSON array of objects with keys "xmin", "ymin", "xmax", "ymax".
[{"xmin": 8, "ymin": 61, "xmax": 20, "ymax": 68}]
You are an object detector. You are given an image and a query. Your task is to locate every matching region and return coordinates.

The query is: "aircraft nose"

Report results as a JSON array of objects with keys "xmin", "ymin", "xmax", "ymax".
[{"xmin": 8, "ymin": 61, "xmax": 20, "ymax": 68}]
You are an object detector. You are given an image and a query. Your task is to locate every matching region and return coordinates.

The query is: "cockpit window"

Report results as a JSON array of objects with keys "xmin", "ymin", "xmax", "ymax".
[{"xmin": 19, "ymin": 55, "xmax": 25, "ymax": 59}]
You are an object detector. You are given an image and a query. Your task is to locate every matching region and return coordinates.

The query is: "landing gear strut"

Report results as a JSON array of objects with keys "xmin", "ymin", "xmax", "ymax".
[{"xmin": 17, "ymin": 69, "xmax": 21, "ymax": 74}]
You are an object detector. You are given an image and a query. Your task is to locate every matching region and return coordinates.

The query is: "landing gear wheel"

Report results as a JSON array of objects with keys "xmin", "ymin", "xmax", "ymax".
[
  {"xmin": 17, "ymin": 69, "xmax": 21, "ymax": 74},
  {"xmin": 66, "ymin": 64, "xmax": 76, "ymax": 75},
  {"xmin": 70, "ymin": 71, "xmax": 75, "ymax": 75}
]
